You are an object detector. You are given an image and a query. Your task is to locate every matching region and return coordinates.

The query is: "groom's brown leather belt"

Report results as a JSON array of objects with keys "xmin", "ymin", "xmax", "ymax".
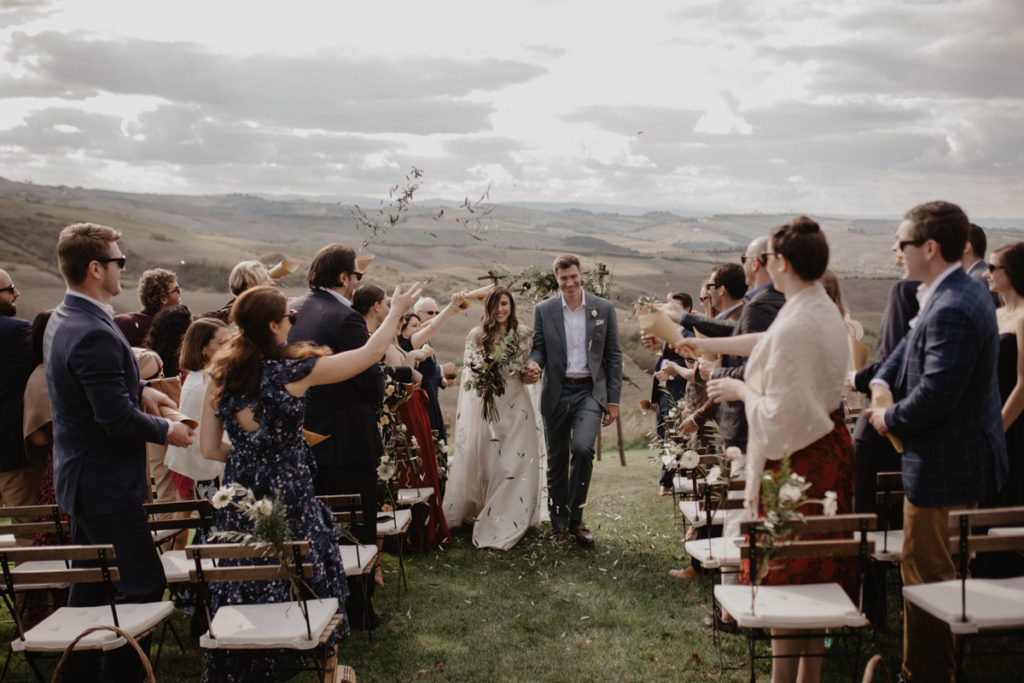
[{"xmin": 563, "ymin": 376, "xmax": 592, "ymax": 385}]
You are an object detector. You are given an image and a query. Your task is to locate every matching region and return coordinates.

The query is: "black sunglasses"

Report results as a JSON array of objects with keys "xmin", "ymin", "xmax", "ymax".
[
  {"xmin": 706, "ymin": 282, "xmax": 723, "ymax": 289},
  {"xmin": 95, "ymin": 256, "xmax": 127, "ymax": 269},
  {"xmin": 897, "ymin": 238, "xmax": 926, "ymax": 252},
  {"xmin": 422, "ymin": 309, "xmax": 439, "ymax": 316},
  {"xmin": 286, "ymin": 310, "xmax": 298, "ymax": 325},
  {"xmin": 0, "ymin": 285, "xmax": 14, "ymax": 294},
  {"xmin": 988, "ymin": 263, "xmax": 1005, "ymax": 273}
]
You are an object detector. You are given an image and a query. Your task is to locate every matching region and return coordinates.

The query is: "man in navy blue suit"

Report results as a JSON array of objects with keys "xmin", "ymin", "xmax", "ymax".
[
  {"xmin": 44, "ymin": 223, "xmax": 193, "ymax": 681},
  {"xmin": 867, "ymin": 201, "xmax": 1007, "ymax": 682}
]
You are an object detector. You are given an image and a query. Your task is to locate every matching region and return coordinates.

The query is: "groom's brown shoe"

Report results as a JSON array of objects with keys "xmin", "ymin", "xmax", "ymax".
[
  {"xmin": 549, "ymin": 526, "xmax": 568, "ymax": 542},
  {"xmin": 569, "ymin": 521, "xmax": 595, "ymax": 547}
]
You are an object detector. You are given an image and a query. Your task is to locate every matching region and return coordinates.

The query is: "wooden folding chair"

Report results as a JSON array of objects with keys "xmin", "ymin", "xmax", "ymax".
[
  {"xmin": 317, "ymin": 495, "xmax": 379, "ymax": 582},
  {"xmin": 714, "ymin": 513, "xmax": 876, "ymax": 683},
  {"xmin": 901, "ymin": 506, "xmax": 1024, "ymax": 680},
  {"xmin": 864, "ymin": 471, "xmax": 903, "ymax": 632},
  {"xmin": 187, "ymin": 541, "xmax": 346, "ymax": 683},
  {"xmin": 0, "ymin": 544, "xmax": 175, "ymax": 683}
]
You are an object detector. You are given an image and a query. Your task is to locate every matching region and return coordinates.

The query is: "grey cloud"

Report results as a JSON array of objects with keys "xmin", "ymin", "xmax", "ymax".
[
  {"xmin": 562, "ymin": 105, "xmax": 703, "ymax": 142},
  {"xmin": 4, "ymin": 31, "xmax": 546, "ymax": 134},
  {"xmin": 743, "ymin": 100, "xmax": 927, "ymax": 139}
]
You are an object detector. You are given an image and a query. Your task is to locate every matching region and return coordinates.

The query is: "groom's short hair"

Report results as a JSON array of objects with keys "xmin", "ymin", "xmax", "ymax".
[
  {"xmin": 553, "ymin": 254, "xmax": 580, "ymax": 272},
  {"xmin": 308, "ymin": 244, "xmax": 357, "ymax": 289}
]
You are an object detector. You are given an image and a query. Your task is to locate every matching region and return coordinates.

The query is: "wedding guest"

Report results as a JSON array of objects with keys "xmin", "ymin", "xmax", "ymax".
[
  {"xmin": 355, "ymin": 285, "xmax": 452, "ymax": 553},
  {"xmin": 698, "ymin": 284, "xmax": 717, "ymax": 317},
  {"xmin": 21, "ymin": 309, "xmax": 70, "ymax": 627},
  {"xmin": 200, "ymin": 282, "xmax": 419, "ymax": 679},
  {"xmin": 524, "ymin": 254, "xmax": 622, "ymax": 547},
  {"xmin": 866, "ymin": 201, "xmax": 1006, "ymax": 682},
  {"xmin": 679, "ymin": 217, "xmax": 854, "ymax": 683},
  {"xmin": 144, "ymin": 304, "xmax": 193, "ymax": 379},
  {"xmin": 114, "ymin": 267, "xmax": 181, "ymax": 346},
  {"xmin": 198, "ymin": 259, "xmax": 275, "ymax": 322},
  {"xmin": 406, "ymin": 292, "xmax": 466, "ymax": 442},
  {"xmin": 45, "ymin": 223, "xmax": 193, "ymax": 682},
  {"xmin": 164, "ymin": 318, "xmax": 230, "ymax": 504},
  {"xmin": 287, "ymin": 244, "xmax": 391, "ymax": 629},
  {"xmin": 963, "ymin": 223, "xmax": 1000, "ymax": 307},
  {"xmin": 444, "ymin": 287, "xmax": 546, "ymax": 550},
  {"xmin": 0, "ymin": 269, "xmax": 44, "ymax": 517},
  {"xmin": 976, "ymin": 241, "xmax": 1024, "ymax": 576}
]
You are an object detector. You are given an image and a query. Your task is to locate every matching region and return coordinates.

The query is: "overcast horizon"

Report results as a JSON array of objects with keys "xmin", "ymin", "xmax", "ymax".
[{"xmin": 2, "ymin": 0, "xmax": 1022, "ymax": 220}]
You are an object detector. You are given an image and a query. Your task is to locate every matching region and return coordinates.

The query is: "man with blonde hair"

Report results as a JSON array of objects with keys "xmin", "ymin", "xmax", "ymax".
[{"xmin": 198, "ymin": 259, "xmax": 275, "ymax": 322}]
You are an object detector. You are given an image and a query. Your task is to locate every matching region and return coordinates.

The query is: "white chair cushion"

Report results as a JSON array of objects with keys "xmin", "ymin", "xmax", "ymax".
[
  {"xmin": 160, "ymin": 550, "xmax": 215, "ymax": 583},
  {"xmin": 339, "ymin": 544, "xmax": 378, "ymax": 577},
  {"xmin": 396, "ymin": 487, "xmax": 434, "ymax": 506},
  {"xmin": 679, "ymin": 500, "xmax": 746, "ymax": 528},
  {"xmin": 377, "ymin": 508, "xmax": 412, "ymax": 537},
  {"xmin": 10, "ymin": 559, "xmax": 72, "ymax": 591},
  {"xmin": 673, "ymin": 475, "xmax": 695, "ymax": 494},
  {"xmin": 11, "ymin": 601, "xmax": 175, "ymax": 652},
  {"xmin": 715, "ymin": 582, "xmax": 868, "ymax": 629},
  {"xmin": 902, "ymin": 577, "xmax": 1024, "ymax": 635},
  {"xmin": 988, "ymin": 526, "xmax": 1024, "ymax": 537},
  {"xmin": 151, "ymin": 528, "xmax": 183, "ymax": 545},
  {"xmin": 867, "ymin": 529, "xmax": 904, "ymax": 562},
  {"xmin": 200, "ymin": 597, "xmax": 339, "ymax": 650},
  {"xmin": 0, "ymin": 534, "xmax": 16, "ymax": 548},
  {"xmin": 685, "ymin": 536, "xmax": 743, "ymax": 569}
]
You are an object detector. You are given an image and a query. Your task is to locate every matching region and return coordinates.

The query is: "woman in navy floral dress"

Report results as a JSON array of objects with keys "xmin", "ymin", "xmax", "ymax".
[{"xmin": 200, "ymin": 283, "xmax": 420, "ymax": 681}]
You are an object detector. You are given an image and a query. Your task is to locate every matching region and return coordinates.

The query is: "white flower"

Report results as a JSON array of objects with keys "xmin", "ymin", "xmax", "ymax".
[
  {"xmin": 591, "ymin": 309, "xmax": 598, "ymax": 318},
  {"xmin": 661, "ymin": 454, "xmax": 676, "ymax": 468},
  {"xmin": 410, "ymin": 436, "xmax": 419, "ymax": 449},
  {"xmin": 823, "ymin": 490, "xmax": 838, "ymax": 516},
  {"xmin": 377, "ymin": 462, "xmax": 395, "ymax": 481},
  {"xmin": 253, "ymin": 498, "xmax": 274, "ymax": 518},
  {"xmin": 706, "ymin": 465, "xmax": 722, "ymax": 485},
  {"xmin": 211, "ymin": 486, "xmax": 234, "ymax": 509},
  {"xmin": 680, "ymin": 449, "xmax": 700, "ymax": 469},
  {"xmin": 725, "ymin": 446, "xmax": 743, "ymax": 460},
  {"xmin": 438, "ymin": 440, "xmax": 448, "ymax": 454},
  {"xmin": 779, "ymin": 483, "xmax": 802, "ymax": 504},
  {"xmin": 668, "ymin": 443, "xmax": 684, "ymax": 457}
]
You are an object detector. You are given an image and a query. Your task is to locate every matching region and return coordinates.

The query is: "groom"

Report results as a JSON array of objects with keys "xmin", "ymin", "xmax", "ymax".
[{"xmin": 524, "ymin": 254, "xmax": 622, "ymax": 547}]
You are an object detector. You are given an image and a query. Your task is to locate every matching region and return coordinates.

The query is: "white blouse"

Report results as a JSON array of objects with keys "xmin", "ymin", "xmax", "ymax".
[
  {"xmin": 743, "ymin": 282, "xmax": 849, "ymax": 499},
  {"xmin": 164, "ymin": 371, "xmax": 226, "ymax": 482}
]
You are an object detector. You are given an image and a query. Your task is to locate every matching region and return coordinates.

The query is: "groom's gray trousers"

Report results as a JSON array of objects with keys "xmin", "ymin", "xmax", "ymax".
[{"xmin": 544, "ymin": 380, "xmax": 602, "ymax": 527}]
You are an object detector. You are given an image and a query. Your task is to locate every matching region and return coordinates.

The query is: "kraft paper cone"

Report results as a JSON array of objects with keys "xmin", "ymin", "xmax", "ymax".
[
  {"xmin": 639, "ymin": 399, "xmax": 653, "ymax": 412},
  {"xmin": 356, "ymin": 254, "xmax": 374, "ymax": 271},
  {"xmin": 158, "ymin": 405, "xmax": 198, "ymax": 430},
  {"xmin": 869, "ymin": 393, "xmax": 904, "ymax": 453},
  {"xmin": 303, "ymin": 429, "xmax": 329, "ymax": 447},
  {"xmin": 268, "ymin": 259, "xmax": 300, "ymax": 279},
  {"xmin": 638, "ymin": 309, "xmax": 683, "ymax": 346},
  {"xmin": 849, "ymin": 336, "xmax": 870, "ymax": 370},
  {"xmin": 457, "ymin": 300, "xmax": 469, "ymax": 310},
  {"xmin": 464, "ymin": 284, "xmax": 494, "ymax": 301},
  {"xmin": 420, "ymin": 343, "xmax": 436, "ymax": 358},
  {"xmin": 693, "ymin": 329, "xmax": 717, "ymax": 362}
]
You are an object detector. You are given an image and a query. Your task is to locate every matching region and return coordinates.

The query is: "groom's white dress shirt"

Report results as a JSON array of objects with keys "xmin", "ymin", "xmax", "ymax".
[{"xmin": 561, "ymin": 291, "xmax": 589, "ymax": 378}]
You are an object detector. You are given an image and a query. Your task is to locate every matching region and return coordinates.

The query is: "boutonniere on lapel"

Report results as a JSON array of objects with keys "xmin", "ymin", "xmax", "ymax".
[{"xmin": 591, "ymin": 308, "xmax": 604, "ymax": 326}]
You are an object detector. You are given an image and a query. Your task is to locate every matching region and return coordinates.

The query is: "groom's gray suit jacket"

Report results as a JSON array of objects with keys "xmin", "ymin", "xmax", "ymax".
[{"xmin": 529, "ymin": 292, "xmax": 623, "ymax": 416}]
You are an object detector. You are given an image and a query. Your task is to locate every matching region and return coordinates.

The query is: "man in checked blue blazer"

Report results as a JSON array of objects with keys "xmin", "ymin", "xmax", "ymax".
[
  {"xmin": 524, "ymin": 254, "xmax": 622, "ymax": 547},
  {"xmin": 867, "ymin": 201, "xmax": 1007, "ymax": 682}
]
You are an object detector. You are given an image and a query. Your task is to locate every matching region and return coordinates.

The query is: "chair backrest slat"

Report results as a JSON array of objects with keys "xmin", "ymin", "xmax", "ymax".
[
  {"xmin": 740, "ymin": 538, "xmax": 874, "ymax": 560},
  {"xmin": 947, "ymin": 506, "xmax": 1024, "ymax": 529},
  {"xmin": 740, "ymin": 513, "xmax": 876, "ymax": 536},
  {"xmin": 189, "ymin": 564, "xmax": 314, "ymax": 583},
  {"xmin": 3, "ymin": 567, "xmax": 120, "ymax": 585},
  {"xmin": 946, "ymin": 533, "xmax": 1024, "ymax": 555},
  {"xmin": 186, "ymin": 541, "xmax": 311, "ymax": 561},
  {"xmin": 316, "ymin": 494, "xmax": 362, "ymax": 510},
  {"xmin": 0, "ymin": 544, "xmax": 118, "ymax": 563}
]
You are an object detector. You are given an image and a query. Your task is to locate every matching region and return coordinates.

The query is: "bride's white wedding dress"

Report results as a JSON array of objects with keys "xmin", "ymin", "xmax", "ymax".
[{"xmin": 443, "ymin": 325, "xmax": 547, "ymax": 550}]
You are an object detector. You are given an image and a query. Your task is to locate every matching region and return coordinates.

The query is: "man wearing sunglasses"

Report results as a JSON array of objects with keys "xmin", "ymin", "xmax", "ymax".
[
  {"xmin": 866, "ymin": 202, "xmax": 1007, "ymax": 682},
  {"xmin": 0, "ymin": 269, "xmax": 43, "ymax": 518},
  {"xmin": 44, "ymin": 223, "xmax": 194, "ymax": 681},
  {"xmin": 288, "ymin": 243, "xmax": 397, "ymax": 630}
]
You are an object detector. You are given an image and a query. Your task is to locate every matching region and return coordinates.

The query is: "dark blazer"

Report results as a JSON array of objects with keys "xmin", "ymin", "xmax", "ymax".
[
  {"xmin": 288, "ymin": 289, "xmax": 384, "ymax": 467},
  {"xmin": 0, "ymin": 317, "xmax": 34, "ymax": 472},
  {"xmin": 44, "ymin": 294, "xmax": 168, "ymax": 516},
  {"xmin": 875, "ymin": 268, "xmax": 1008, "ymax": 506},
  {"xmin": 680, "ymin": 301, "xmax": 746, "ymax": 433},
  {"xmin": 529, "ymin": 292, "xmax": 622, "ymax": 416}
]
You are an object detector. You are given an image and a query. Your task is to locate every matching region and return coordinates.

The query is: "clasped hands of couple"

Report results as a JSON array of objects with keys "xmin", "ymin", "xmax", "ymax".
[{"xmin": 520, "ymin": 361, "xmax": 618, "ymax": 426}]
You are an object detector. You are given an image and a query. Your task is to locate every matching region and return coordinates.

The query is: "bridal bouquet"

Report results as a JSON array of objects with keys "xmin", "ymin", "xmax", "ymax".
[{"xmin": 464, "ymin": 327, "xmax": 532, "ymax": 423}]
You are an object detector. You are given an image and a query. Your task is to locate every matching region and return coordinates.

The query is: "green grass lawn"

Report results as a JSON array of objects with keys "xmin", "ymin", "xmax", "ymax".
[{"xmin": 1, "ymin": 450, "xmax": 1017, "ymax": 681}]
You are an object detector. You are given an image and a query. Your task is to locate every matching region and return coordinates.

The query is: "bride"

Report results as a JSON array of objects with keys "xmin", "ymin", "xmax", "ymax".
[{"xmin": 443, "ymin": 287, "xmax": 547, "ymax": 550}]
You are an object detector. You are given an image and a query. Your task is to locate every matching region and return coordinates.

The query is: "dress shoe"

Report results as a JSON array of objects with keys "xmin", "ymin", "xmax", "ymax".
[
  {"xmin": 702, "ymin": 611, "xmax": 738, "ymax": 634},
  {"xmin": 569, "ymin": 521, "xmax": 595, "ymax": 547},
  {"xmin": 549, "ymin": 526, "xmax": 568, "ymax": 542},
  {"xmin": 659, "ymin": 486, "xmax": 671, "ymax": 496},
  {"xmin": 668, "ymin": 566, "xmax": 698, "ymax": 580}
]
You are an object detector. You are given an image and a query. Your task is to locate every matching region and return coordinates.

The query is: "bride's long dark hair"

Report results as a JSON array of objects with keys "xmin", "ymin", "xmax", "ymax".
[
  {"xmin": 208, "ymin": 286, "xmax": 327, "ymax": 407},
  {"xmin": 480, "ymin": 287, "xmax": 519, "ymax": 356}
]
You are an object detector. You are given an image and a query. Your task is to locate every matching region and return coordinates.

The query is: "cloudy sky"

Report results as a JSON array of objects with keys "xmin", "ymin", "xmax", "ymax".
[{"xmin": 1, "ymin": 0, "xmax": 1021, "ymax": 217}]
